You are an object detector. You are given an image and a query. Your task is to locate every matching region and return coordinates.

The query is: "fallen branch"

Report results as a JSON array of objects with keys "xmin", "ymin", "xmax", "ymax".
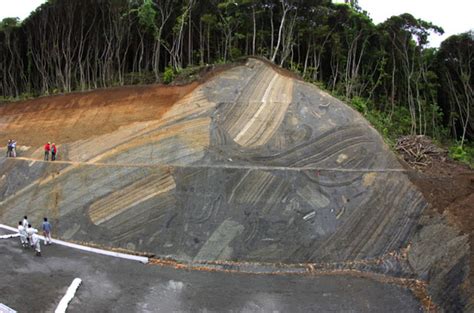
[{"xmin": 395, "ymin": 135, "xmax": 447, "ymax": 169}]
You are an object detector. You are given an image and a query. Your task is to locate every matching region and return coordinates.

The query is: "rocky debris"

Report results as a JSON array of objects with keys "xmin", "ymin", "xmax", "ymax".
[{"xmin": 395, "ymin": 135, "xmax": 448, "ymax": 169}]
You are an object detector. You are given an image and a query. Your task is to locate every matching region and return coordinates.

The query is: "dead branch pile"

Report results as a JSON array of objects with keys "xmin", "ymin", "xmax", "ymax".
[{"xmin": 395, "ymin": 135, "xmax": 447, "ymax": 168}]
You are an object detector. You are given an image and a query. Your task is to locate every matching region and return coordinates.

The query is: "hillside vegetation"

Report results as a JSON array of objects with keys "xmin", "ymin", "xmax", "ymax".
[{"xmin": 0, "ymin": 0, "xmax": 472, "ymax": 162}]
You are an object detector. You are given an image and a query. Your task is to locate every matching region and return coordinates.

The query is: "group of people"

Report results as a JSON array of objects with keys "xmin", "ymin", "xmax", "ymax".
[
  {"xmin": 5, "ymin": 140, "xmax": 59, "ymax": 161},
  {"xmin": 6, "ymin": 139, "xmax": 17, "ymax": 157},
  {"xmin": 17, "ymin": 215, "xmax": 53, "ymax": 257},
  {"xmin": 44, "ymin": 142, "xmax": 58, "ymax": 161}
]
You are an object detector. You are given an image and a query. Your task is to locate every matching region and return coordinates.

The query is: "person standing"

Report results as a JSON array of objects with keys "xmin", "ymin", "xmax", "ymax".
[
  {"xmin": 42, "ymin": 217, "xmax": 52, "ymax": 245},
  {"xmin": 6, "ymin": 140, "xmax": 12, "ymax": 157},
  {"xmin": 51, "ymin": 143, "xmax": 57, "ymax": 161},
  {"xmin": 17, "ymin": 221, "xmax": 28, "ymax": 248},
  {"xmin": 23, "ymin": 216, "xmax": 30, "ymax": 246},
  {"xmin": 26, "ymin": 224, "xmax": 38, "ymax": 248},
  {"xmin": 22, "ymin": 216, "xmax": 29, "ymax": 230},
  {"xmin": 11, "ymin": 140, "xmax": 17, "ymax": 157},
  {"xmin": 31, "ymin": 232, "xmax": 41, "ymax": 256},
  {"xmin": 44, "ymin": 142, "xmax": 51, "ymax": 161}
]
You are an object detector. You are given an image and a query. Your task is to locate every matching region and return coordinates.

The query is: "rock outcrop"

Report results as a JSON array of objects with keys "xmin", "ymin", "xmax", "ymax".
[{"xmin": 0, "ymin": 58, "xmax": 469, "ymax": 311}]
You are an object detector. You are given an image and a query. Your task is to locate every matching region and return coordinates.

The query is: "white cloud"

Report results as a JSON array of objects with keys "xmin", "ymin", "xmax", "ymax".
[
  {"xmin": 0, "ymin": 0, "xmax": 47, "ymax": 21},
  {"xmin": 336, "ymin": 0, "xmax": 474, "ymax": 47}
]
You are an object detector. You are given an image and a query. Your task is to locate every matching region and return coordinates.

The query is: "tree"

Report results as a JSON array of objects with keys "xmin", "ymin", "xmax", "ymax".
[
  {"xmin": 379, "ymin": 14, "xmax": 443, "ymax": 134},
  {"xmin": 271, "ymin": 0, "xmax": 293, "ymax": 63},
  {"xmin": 438, "ymin": 31, "xmax": 474, "ymax": 146}
]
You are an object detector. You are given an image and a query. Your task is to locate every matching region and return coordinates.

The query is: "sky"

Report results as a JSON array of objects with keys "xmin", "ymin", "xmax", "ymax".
[
  {"xmin": 0, "ymin": 0, "xmax": 473, "ymax": 47},
  {"xmin": 0, "ymin": 0, "xmax": 46, "ymax": 21},
  {"xmin": 336, "ymin": 0, "xmax": 473, "ymax": 47}
]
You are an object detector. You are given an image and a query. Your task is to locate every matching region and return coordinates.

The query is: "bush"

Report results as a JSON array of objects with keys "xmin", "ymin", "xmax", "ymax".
[
  {"xmin": 163, "ymin": 67, "xmax": 175, "ymax": 84},
  {"xmin": 230, "ymin": 47, "xmax": 242, "ymax": 59},
  {"xmin": 351, "ymin": 97, "xmax": 368, "ymax": 114},
  {"xmin": 348, "ymin": 97, "xmax": 413, "ymax": 146},
  {"xmin": 449, "ymin": 143, "xmax": 474, "ymax": 167}
]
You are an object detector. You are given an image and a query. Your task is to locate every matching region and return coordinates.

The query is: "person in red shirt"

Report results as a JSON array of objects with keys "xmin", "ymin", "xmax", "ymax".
[
  {"xmin": 51, "ymin": 143, "xmax": 57, "ymax": 161},
  {"xmin": 44, "ymin": 142, "xmax": 51, "ymax": 161}
]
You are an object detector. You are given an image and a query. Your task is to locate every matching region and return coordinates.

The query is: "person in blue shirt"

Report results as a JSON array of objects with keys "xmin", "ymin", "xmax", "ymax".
[{"xmin": 42, "ymin": 217, "xmax": 52, "ymax": 245}]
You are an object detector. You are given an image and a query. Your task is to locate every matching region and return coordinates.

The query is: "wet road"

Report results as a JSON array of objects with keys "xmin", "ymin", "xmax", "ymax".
[{"xmin": 0, "ymin": 230, "xmax": 423, "ymax": 313}]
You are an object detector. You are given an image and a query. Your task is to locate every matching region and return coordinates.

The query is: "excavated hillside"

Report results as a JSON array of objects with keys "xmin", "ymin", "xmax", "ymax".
[{"xmin": 0, "ymin": 58, "xmax": 471, "ymax": 311}]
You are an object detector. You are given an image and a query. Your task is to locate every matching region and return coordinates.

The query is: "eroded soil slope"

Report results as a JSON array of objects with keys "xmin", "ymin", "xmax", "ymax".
[{"xmin": 0, "ymin": 83, "xmax": 198, "ymax": 147}]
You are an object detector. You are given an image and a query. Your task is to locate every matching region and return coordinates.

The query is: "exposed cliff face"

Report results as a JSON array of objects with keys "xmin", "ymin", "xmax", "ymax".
[{"xmin": 0, "ymin": 58, "xmax": 469, "ymax": 311}]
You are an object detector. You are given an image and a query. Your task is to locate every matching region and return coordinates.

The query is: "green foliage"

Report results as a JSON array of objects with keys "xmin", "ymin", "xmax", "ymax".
[
  {"xmin": 348, "ymin": 97, "xmax": 412, "ymax": 145},
  {"xmin": 200, "ymin": 14, "xmax": 217, "ymax": 25},
  {"xmin": 230, "ymin": 47, "xmax": 242, "ymax": 59},
  {"xmin": 449, "ymin": 143, "xmax": 474, "ymax": 167},
  {"xmin": 174, "ymin": 65, "xmax": 200, "ymax": 80},
  {"xmin": 0, "ymin": 17, "xmax": 20, "ymax": 30},
  {"xmin": 123, "ymin": 71, "xmax": 156, "ymax": 85},
  {"xmin": 136, "ymin": 0, "xmax": 158, "ymax": 35},
  {"xmin": 387, "ymin": 106, "xmax": 413, "ymax": 137},
  {"xmin": 214, "ymin": 58, "xmax": 229, "ymax": 65},
  {"xmin": 0, "ymin": 92, "xmax": 39, "ymax": 103},
  {"xmin": 289, "ymin": 62, "xmax": 302, "ymax": 75},
  {"xmin": 163, "ymin": 67, "xmax": 175, "ymax": 84},
  {"xmin": 351, "ymin": 97, "xmax": 368, "ymax": 114},
  {"xmin": 450, "ymin": 144, "xmax": 467, "ymax": 160}
]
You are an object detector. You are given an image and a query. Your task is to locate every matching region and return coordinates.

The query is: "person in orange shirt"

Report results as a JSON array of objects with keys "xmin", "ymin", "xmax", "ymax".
[{"xmin": 44, "ymin": 142, "xmax": 51, "ymax": 161}]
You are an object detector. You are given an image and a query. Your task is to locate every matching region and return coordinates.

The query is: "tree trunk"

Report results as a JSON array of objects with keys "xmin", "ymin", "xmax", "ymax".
[
  {"xmin": 252, "ymin": 5, "xmax": 256, "ymax": 55},
  {"xmin": 271, "ymin": 0, "xmax": 290, "ymax": 63}
]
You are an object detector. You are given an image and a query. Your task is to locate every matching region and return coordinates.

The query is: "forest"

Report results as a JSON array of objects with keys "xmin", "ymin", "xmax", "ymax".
[{"xmin": 0, "ymin": 0, "xmax": 472, "ymax": 160}]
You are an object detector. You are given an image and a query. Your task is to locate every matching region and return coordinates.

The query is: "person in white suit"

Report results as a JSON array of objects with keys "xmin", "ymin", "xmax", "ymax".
[
  {"xmin": 31, "ymin": 232, "xmax": 41, "ymax": 256},
  {"xmin": 17, "ymin": 221, "xmax": 28, "ymax": 248},
  {"xmin": 26, "ymin": 224, "xmax": 38, "ymax": 248}
]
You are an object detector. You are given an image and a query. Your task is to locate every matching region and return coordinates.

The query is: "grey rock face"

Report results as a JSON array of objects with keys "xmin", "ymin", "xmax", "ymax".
[
  {"xmin": 0, "ymin": 60, "xmax": 423, "ymax": 263},
  {"xmin": 0, "ymin": 59, "xmax": 469, "ymax": 311}
]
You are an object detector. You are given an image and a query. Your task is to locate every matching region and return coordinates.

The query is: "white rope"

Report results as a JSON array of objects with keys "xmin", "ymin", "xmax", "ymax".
[
  {"xmin": 9, "ymin": 157, "xmax": 409, "ymax": 172},
  {"xmin": 0, "ymin": 303, "xmax": 17, "ymax": 313},
  {"xmin": 0, "ymin": 233, "xmax": 19, "ymax": 239},
  {"xmin": 54, "ymin": 278, "xmax": 82, "ymax": 313},
  {"xmin": 0, "ymin": 224, "xmax": 148, "ymax": 264}
]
